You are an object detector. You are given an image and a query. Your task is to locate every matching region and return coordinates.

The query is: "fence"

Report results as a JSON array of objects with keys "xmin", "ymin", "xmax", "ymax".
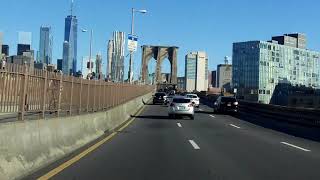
[{"xmin": 0, "ymin": 63, "xmax": 154, "ymax": 120}]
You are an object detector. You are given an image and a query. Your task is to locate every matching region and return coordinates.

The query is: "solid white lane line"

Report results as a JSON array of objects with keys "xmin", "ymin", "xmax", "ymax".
[
  {"xmin": 229, "ymin": 124, "xmax": 241, "ymax": 129},
  {"xmin": 189, "ymin": 140, "xmax": 200, "ymax": 150},
  {"xmin": 177, "ymin": 123, "xmax": 182, "ymax": 128},
  {"xmin": 281, "ymin": 142, "xmax": 311, "ymax": 152},
  {"xmin": 209, "ymin": 115, "xmax": 215, "ymax": 118}
]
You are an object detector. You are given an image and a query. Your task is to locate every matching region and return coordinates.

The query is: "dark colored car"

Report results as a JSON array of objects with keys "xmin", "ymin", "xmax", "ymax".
[
  {"xmin": 153, "ymin": 92, "xmax": 167, "ymax": 104},
  {"xmin": 213, "ymin": 96, "xmax": 239, "ymax": 114}
]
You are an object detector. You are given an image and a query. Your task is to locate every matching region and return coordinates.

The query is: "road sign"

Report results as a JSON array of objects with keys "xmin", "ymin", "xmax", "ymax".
[{"xmin": 128, "ymin": 34, "xmax": 138, "ymax": 52}]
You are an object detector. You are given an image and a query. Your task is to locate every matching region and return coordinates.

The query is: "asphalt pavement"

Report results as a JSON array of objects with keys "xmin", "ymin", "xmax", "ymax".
[{"xmin": 27, "ymin": 103, "xmax": 320, "ymax": 180}]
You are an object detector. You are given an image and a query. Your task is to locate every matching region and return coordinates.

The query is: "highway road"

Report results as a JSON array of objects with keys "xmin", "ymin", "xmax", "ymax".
[{"xmin": 28, "ymin": 103, "xmax": 320, "ymax": 180}]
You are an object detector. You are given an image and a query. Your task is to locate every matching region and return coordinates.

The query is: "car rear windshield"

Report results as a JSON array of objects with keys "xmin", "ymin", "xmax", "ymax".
[
  {"xmin": 173, "ymin": 98, "xmax": 191, "ymax": 103},
  {"xmin": 221, "ymin": 97, "xmax": 237, "ymax": 102},
  {"xmin": 187, "ymin": 95, "xmax": 198, "ymax": 99},
  {"xmin": 155, "ymin": 93, "xmax": 166, "ymax": 97}
]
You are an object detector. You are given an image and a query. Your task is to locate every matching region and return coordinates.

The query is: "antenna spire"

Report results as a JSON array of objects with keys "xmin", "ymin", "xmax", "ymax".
[{"xmin": 70, "ymin": 0, "xmax": 74, "ymax": 16}]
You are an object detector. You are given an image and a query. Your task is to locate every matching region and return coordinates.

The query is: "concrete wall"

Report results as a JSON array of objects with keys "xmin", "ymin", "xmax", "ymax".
[{"xmin": 0, "ymin": 92, "xmax": 153, "ymax": 180}]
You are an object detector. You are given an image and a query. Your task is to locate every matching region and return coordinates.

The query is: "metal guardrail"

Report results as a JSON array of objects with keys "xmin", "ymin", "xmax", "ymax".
[
  {"xmin": 0, "ymin": 63, "xmax": 154, "ymax": 121},
  {"xmin": 238, "ymin": 101, "xmax": 320, "ymax": 127},
  {"xmin": 200, "ymin": 95, "xmax": 320, "ymax": 127}
]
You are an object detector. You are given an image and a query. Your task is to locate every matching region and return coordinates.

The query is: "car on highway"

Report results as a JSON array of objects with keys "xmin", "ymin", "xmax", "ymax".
[
  {"xmin": 185, "ymin": 94, "xmax": 200, "ymax": 108},
  {"xmin": 213, "ymin": 96, "xmax": 239, "ymax": 114},
  {"xmin": 153, "ymin": 92, "xmax": 167, "ymax": 105},
  {"xmin": 168, "ymin": 96, "xmax": 195, "ymax": 119},
  {"xmin": 165, "ymin": 95, "xmax": 174, "ymax": 105}
]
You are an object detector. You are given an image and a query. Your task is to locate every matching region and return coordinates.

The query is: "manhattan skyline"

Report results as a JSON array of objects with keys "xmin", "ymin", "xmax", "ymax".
[{"xmin": 1, "ymin": 0, "xmax": 320, "ymax": 77}]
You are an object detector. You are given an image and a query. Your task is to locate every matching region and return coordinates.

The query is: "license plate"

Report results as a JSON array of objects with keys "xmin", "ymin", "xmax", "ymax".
[
  {"xmin": 179, "ymin": 106, "xmax": 185, "ymax": 110},
  {"xmin": 227, "ymin": 104, "xmax": 231, "ymax": 107}
]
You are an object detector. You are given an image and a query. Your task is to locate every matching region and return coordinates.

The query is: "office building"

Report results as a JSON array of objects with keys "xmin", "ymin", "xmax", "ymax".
[
  {"xmin": 110, "ymin": 31, "xmax": 125, "ymax": 82},
  {"xmin": 17, "ymin": 44, "xmax": 31, "ymax": 56},
  {"xmin": 232, "ymin": 34, "xmax": 320, "ymax": 104},
  {"xmin": 2, "ymin": 45, "xmax": 9, "ymax": 56},
  {"xmin": 17, "ymin": 31, "xmax": 32, "ymax": 56},
  {"xmin": 272, "ymin": 33, "xmax": 306, "ymax": 49},
  {"xmin": 211, "ymin": 70, "xmax": 217, "ymax": 87},
  {"xmin": 208, "ymin": 71, "xmax": 212, "ymax": 87},
  {"xmin": 62, "ymin": 41, "xmax": 72, "ymax": 74},
  {"xmin": 0, "ymin": 32, "xmax": 2, "ymax": 57},
  {"xmin": 217, "ymin": 56, "xmax": 232, "ymax": 91},
  {"xmin": 39, "ymin": 26, "xmax": 53, "ymax": 64},
  {"xmin": 177, "ymin": 77, "xmax": 186, "ymax": 90},
  {"xmin": 57, "ymin": 59, "xmax": 63, "ymax": 71},
  {"xmin": 8, "ymin": 50, "xmax": 35, "ymax": 70},
  {"xmin": 185, "ymin": 51, "xmax": 208, "ymax": 92},
  {"xmin": 96, "ymin": 54, "xmax": 103, "ymax": 79},
  {"xmin": 62, "ymin": 4, "xmax": 78, "ymax": 75},
  {"xmin": 107, "ymin": 40, "xmax": 114, "ymax": 79}
]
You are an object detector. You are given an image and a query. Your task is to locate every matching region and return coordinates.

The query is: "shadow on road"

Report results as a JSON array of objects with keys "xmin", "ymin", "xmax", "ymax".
[
  {"xmin": 233, "ymin": 112, "xmax": 320, "ymax": 142},
  {"xmin": 195, "ymin": 110, "xmax": 213, "ymax": 115},
  {"xmin": 131, "ymin": 115, "xmax": 169, "ymax": 119}
]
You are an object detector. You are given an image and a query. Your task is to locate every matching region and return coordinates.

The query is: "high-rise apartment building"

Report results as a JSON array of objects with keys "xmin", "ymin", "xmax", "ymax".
[
  {"xmin": 62, "ymin": 10, "xmax": 78, "ymax": 75},
  {"xmin": 233, "ymin": 34, "xmax": 320, "ymax": 104},
  {"xmin": 185, "ymin": 51, "xmax": 208, "ymax": 92},
  {"xmin": 39, "ymin": 26, "xmax": 52, "ymax": 64},
  {"xmin": 110, "ymin": 31, "xmax": 125, "ymax": 82}
]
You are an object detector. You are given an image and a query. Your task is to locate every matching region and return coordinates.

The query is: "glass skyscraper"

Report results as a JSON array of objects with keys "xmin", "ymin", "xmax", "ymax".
[
  {"xmin": 62, "ymin": 15, "xmax": 78, "ymax": 75},
  {"xmin": 39, "ymin": 26, "xmax": 52, "ymax": 64},
  {"xmin": 233, "ymin": 34, "xmax": 320, "ymax": 104}
]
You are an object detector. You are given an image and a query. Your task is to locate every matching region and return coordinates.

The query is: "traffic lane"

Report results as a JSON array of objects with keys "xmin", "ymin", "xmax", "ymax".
[
  {"xmin": 48, "ymin": 104, "xmax": 228, "ymax": 180},
  {"xmin": 198, "ymin": 104, "xmax": 320, "ymax": 153},
  {"xmin": 180, "ymin": 108, "xmax": 320, "ymax": 180}
]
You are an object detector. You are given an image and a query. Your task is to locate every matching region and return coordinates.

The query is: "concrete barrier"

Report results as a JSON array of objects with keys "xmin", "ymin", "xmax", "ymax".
[{"xmin": 0, "ymin": 92, "xmax": 153, "ymax": 180}]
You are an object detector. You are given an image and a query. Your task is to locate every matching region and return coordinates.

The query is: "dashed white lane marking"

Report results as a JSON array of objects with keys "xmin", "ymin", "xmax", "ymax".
[
  {"xmin": 177, "ymin": 123, "xmax": 182, "ymax": 128},
  {"xmin": 189, "ymin": 140, "xmax": 200, "ymax": 150},
  {"xmin": 209, "ymin": 115, "xmax": 215, "ymax": 118},
  {"xmin": 229, "ymin": 124, "xmax": 241, "ymax": 129},
  {"xmin": 281, "ymin": 142, "xmax": 311, "ymax": 152}
]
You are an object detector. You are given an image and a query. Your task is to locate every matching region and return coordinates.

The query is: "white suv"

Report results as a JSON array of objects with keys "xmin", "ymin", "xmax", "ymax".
[
  {"xmin": 168, "ymin": 97, "xmax": 195, "ymax": 119},
  {"xmin": 185, "ymin": 94, "xmax": 200, "ymax": 108}
]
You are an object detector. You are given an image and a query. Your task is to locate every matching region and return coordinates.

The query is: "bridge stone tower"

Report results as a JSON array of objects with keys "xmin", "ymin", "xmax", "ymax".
[{"xmin": 141, "ymin": 45, "xmax": 178, "ymax": 84}]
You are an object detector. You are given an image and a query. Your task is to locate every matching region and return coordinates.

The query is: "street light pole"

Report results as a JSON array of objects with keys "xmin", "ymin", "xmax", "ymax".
[
  {"xmin": 88, "ymin": 29, "xmax": 93, "ymax": 74},
  {"xmin": 128, "ymin": 8, "xmax": 135, "ymax": 83},
  {"xmin": 128, "ymin": 8, "xmax": 147, "ymax": 84}
]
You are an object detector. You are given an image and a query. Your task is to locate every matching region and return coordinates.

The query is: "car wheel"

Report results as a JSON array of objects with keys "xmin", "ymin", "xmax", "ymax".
[{"xmin": 190, "ymin": 115, "xmax": 194, "ymax": 120}]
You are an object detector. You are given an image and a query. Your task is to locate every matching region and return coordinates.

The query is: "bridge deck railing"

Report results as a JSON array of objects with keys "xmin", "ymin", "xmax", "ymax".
[
  {"xmin": 200, "ymin": 95, "xmax": 320, "ymax": 127},
  {"xmin": 0, "ymin": 63, "xmax": 154, "ymax": 121}
]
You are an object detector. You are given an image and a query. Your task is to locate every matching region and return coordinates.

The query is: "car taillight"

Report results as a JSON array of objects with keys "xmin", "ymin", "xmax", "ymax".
[
  {"xmin": 234, "ymin": 102, "xmax": 239, "ymax": 106},
  {"xmin": 170, "ymin": 103, "xmax": 175, "ymax": 107}
]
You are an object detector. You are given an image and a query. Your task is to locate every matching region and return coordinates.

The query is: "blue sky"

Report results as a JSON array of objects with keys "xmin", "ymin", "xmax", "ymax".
[{"xmin": 1, "ymin": 0, "xmax": 320, "ymax": 78}]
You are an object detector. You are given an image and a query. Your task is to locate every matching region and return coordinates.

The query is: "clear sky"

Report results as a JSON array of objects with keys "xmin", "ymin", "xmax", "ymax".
[{"xmin": 1, "ymin": 0, "xmax": 320, "ymax": 78}]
